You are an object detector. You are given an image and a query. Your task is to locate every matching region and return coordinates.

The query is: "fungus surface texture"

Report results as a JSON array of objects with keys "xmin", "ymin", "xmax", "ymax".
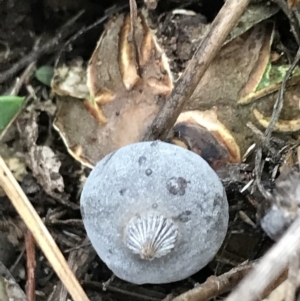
[{"xmin": 80, "ymin": 141, "xmax": 229, "ymax": 284}]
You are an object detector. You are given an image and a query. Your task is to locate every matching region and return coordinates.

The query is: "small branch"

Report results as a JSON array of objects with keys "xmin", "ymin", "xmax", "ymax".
[
  {"xmin": 83, "ymin": 280, "xmax": 162, "ymax": 301},
  {"xmin": 54, "ymin": 5, "xmax": 127, "ymax": 66},
  {"xmin": 265, "ymin": 47, "xmax": 300, "ymax": 142},
  {"xmin": 0, "ymin": 10, "xmax": 84, "ymax": 84},
  {"xmin": 7, "ymin": 61, "xmax": 36, "ymax": 95},
  {"xmin": 172, "ymin": 262, "xmax": 254, "ymax": 301},
  {"xmin": 25, "ymin": 230, "xmax": 36, "ymax": 301},
  {"xmin": 254, "ymin": 148, "xmax": 271, "ymax": 200},
  {"xmin": 143, "ymin": 0, "xmax": 252, "ymax": 141},
  {"xmin": 254, "ymin": 46, "xmax": 300, "ymax": 197},
  {"xmin": 171, "ymin": 261, "xmax": 287, "ymax": 301}
]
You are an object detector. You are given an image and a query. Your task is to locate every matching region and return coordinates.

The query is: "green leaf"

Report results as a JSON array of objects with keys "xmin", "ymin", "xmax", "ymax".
[
  {"xmin": 256, "ymin": 63, "xmax": 300, "ymax": 92},
  {"xmin": 0, "ymin": 95, "xmax": 25, "ymax": 131},
  {"xmin": 35, "ymin": 65, "xmax": 54, "ymax": 86}
]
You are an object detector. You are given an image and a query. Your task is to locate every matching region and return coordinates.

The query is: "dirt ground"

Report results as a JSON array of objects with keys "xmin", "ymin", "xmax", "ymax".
[{"xmin": 1, "ymin": 0, "xmax": 300, "ymax": 300}]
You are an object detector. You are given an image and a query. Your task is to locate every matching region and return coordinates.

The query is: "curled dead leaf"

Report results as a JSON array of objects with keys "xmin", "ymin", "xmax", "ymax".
[
  {"xmin": 253, "ymin": 108, "xmax": 300, "ymax": 132},
  {"xmin": 53, "ymin": 12, "xmax": 173, "ymax": 167},
  {"xmin": 18, "ymin": 112, "xmax": 65, "ymax": 198},
  {"xmin": 174, "ymin": 109, "xmax": 241, "ymax": 168},
  {"xmin": 171, "ymin": 122, "xmax": 233, "ymax": 170},
  {"xmin": 0, "ymin": 261, "xmax": 26, "ymax": 301},
  {"xmin": 183, "ymin": 23, "xmax": 274, "ymax": 157},
  {"xmin": 0, "ymin": 144, "xmax": 27, "ymax": 197},
  {"xmin": 51, "ymin": 59, "xmax": 89, "ymax": 99},
  {"xmin": 288, "ymin": 0, "xmax": 300, "ymax": 8}
]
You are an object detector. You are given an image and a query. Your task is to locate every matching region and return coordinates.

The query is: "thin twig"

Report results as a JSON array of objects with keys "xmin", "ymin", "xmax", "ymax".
[
  {"xmin": 254, "ymin": 148, "xmax": 271, "ymax": 199},
  {"xmin": 0, "ymin": 10, "xmax": 84, "ymax": 84},
  {"xmin": 7, "ymin": 61, "xmax": 36, "ymax": 95},
  {"xmin": 102, "ymin": 274, "xmax": 115, "ymax": 291},
  {"xmin": 172, "ymin": 262, "xmax": 287, "ymax": 301},
  {"xmin": 0, "ymin": 156, "xmax": 90, "ymax": 301},
  {"xmin": 254, "ymin": 47, "xmax": 300, "ymax": 197},
  {"xmin": 265, "ymin": 47, "xmax": 300, "ymax": 142},
  {"xmin": 225, "ymin": 217, "xmax": 300, "ymax": 301},
  {"xmin": 142, "ymin": 0, "xmax": 251, "ymax": 141},
  {"xmin": 9, "ymin": 248, "xmax": 25, "ymax": 274},
  {"xmin": 83, "ymin": 281, "xmax": 162, "ymax": 301},
  {"xmin": 25, "ymin": 230, "xmax": 36, "ymax": 301},
  {"xmin": 271, "ymin": 0, "xmax": 300, "ymax": 45},
  {"xmin": 172, "ymin": 262, "xmax": 254, "ymax": 301},
  {"xmin": 54, "ymin": 4, "xmax": 128, "ymax": 67}
]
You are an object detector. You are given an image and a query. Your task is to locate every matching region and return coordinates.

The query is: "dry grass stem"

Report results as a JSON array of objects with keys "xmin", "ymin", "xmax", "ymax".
[{"xmin": 0, "ymin": 156, "xmax": 90, "ymax": 301}]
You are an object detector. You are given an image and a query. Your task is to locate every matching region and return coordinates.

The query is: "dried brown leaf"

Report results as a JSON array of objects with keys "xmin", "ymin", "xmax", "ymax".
[
  {"xmin": 0, "ymin": 218, "xmax": 26, "ymax": 246},
  {"xmin": 18, "ymin": 112, "xmax": 65, "ymax": 198},
  {"xmin": 288, "ymin": 0, "xmax": 300, "ymax": 9},
  {"xmin": 53, "ymin": 13, "xmax": 173, "ymax": 167},
  {"xmin": 0, "ymin": 144, "xmax": 27, "ymax": 197},
  {"xmin": 185, "ymin": 22, "xmax": 273, "ymax": 157},
  {"xmin": 0, "ymin": 261, "xmax": 26, "ymax": 301}
]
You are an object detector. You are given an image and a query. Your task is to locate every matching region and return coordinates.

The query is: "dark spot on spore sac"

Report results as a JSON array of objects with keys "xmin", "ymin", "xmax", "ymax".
[
  {"xmin": 145, "ymin": 169, "xmax": 152, "ymax": 176},
  {"xmin": 213, "ymin": 196, "xmax": 221, "ymax": 208},
  {"xmin": 204, "ymin": 215, "xmax": 213, "ymax": 224},
  {"xmin": 119, "ymin": 188, "xmax": 127, "ymax": 196},
  {"xmin": 138, "ymin": 156, "xmax": 146, "ymax": 166},
  {"xmin": 196, "ymin": 202, "xmax": 204, "ymax": 212},
  {"xmin": 150, "ymin": 141, "xmax": 158, "ymax": 147},
  {"xmin": 175, "ymin": 210, "xmax": 192, "ymax": 223},
  {"xmin": 166, "ymin": 177, "xmax": 189, "ymax": 196}
]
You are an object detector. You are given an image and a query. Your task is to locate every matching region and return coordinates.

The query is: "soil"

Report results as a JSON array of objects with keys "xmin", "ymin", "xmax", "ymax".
[{"xmin": 0, "ymin": 0, "xmax": 299, "ymax": 300}]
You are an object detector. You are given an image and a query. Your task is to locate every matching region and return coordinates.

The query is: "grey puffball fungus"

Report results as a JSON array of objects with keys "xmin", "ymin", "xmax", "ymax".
[{"xmin": 80, "ymin": 141, "xmax": 229, "ymax": 284}]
